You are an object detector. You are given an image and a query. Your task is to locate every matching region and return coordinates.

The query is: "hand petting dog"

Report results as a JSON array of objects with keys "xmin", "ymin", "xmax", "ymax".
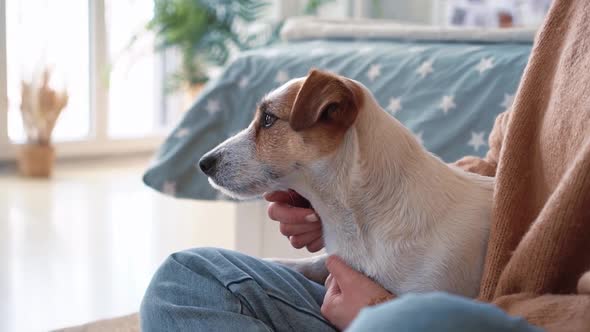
[
  {"xmin": 321, "ymin": 256, "xmax": 394, "ymax": 330},
  {"xmin": 265, "ymin": 190, "xmax": 394, "ymax": 329}
]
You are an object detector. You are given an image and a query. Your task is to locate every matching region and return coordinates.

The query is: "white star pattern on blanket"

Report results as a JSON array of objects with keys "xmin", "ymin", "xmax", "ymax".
[
  {"xmin": 262, "ymin": 49, "xmax": 281, "ymax": 58},
  {"xmin": 367, "ymin": 64, "xmax": 381, "ymax": 81},
  {"xmin": 357, "ymin": 46, "xmax": 374, "ymax": 54},
  {"xmin": 468, "ymin": 131, "xmax": 487, "ymax": 151},
  {"xmin": 206, "ymin": 99, "xmax": 221, "ymax": 115},
  {"xmin": 408, "ymin": 46, "xmax": 428, "ymax": 53},
  {"xmin": 475, "ymin": 57, "xmax": 495, "ymax": 74},
  {"xmin": 238, "ymin": 77, "xmax": 249, "ymax": 89},
  {"xmin": 414, "ymin": 131, "xmax": 424, "ymax": 146},
  {"xmin": 174, "ymin": 128, "xmax": 190, "ymax": 138},
  {"xmin": 311, "ymin": 48, "xmax": 328, "ymax": 56},
  {"xmin": 275, "ymin": 70, "xmax": 289, "ymax": 84},
  {"xmin": 466, "ymin": 46, "xmax": 483, "ymax": 53},
  {"xmin": 500, "ymin": 93, "xmax": 515, "ymax": 111},
  {"xmin": 440, "ymin": 95, "xmax": 456, "ymax": 114},
  {"xmin": 386, "ymin": 97, "xmax": 402, "ymax": 115},
  {"xmin": 162, "ymin": 181, "xmax": 177, "ymax": 196},
  {"xmin": 417, "ymin": 59, "xmax": 434, "ymax": 78}
]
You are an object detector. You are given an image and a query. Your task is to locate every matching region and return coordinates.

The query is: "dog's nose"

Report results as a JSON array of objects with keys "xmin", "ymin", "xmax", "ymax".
[{"xmin": 199, "ymin": 154, "xmax": 219, "ymax": 176}]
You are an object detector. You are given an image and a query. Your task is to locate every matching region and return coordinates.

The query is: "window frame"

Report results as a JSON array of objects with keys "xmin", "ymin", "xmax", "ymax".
[
  {"xmin": 0, "ymin": 0, "xmax": 170, "ymax": 162},
  {"xmin": 0, "ymin": 0, "xmax": 8, "ymax": 156}
]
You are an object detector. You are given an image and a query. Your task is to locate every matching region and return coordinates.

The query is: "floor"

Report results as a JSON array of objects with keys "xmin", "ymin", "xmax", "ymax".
[{"xmin": 0, "ymin": 157, "xmax": 241, "ymax": 332}]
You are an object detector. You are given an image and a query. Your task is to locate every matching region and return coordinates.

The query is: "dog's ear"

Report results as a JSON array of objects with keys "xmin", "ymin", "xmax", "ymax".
[{"xmin": 289, "ymin": 69, "xmax": 360, "ymax": 131}]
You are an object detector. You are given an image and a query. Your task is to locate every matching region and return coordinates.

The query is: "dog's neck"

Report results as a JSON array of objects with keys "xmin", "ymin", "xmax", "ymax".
[{"xmin": 289, "ymin": 92, "xmax": 493, "ymax": 254}]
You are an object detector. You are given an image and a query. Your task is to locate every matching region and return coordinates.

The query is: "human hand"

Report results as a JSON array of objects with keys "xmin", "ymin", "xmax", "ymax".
[
  {"xmin": 264, "ymin": 190, "xmax": 324, "ymax": 252},
  {"xmin": 321, "ymin": 256, "xmax": 394, "ymax": 330}
]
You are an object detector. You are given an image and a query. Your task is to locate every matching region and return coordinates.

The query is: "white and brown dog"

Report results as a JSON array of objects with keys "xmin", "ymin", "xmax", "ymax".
[{"xmin": 199, "ymin": 69, "xmax": 493, "ymax": 297}]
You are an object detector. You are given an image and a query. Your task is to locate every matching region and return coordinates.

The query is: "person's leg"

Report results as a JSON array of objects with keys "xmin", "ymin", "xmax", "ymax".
[
  {"xmin": 347, "ymin": 292, "xmax": 543, "ymax": 332},
  {"xmin": 140, "ymin": 247, "xmax": 336, "ymax": 332}
]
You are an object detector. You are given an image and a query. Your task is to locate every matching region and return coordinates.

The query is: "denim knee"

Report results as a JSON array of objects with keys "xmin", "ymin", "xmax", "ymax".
[
  {"xmin": 139, "ymin": 248, "xmax": 240, "ymax": 331},
  {"xmin": 169, "ymin": 246, "xmax": 223, "ymax": 266},
  {"xmin": 140, "ymin": 247, "xmax": 334, "ymax": 332},
  {"xmin": 348, "ymin": 292, "xmax": 542, "ymax": 332}
]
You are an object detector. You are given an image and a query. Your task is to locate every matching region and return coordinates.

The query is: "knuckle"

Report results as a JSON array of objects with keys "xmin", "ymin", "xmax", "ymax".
[
  {"xmin": 267, "ymin": 203, "xmax": 282, "ymax": 221},
  {"xmin": 307, "ymin": 238, "xmax": 324, "ymax": 253},
  {"xmin": 267, "ymin": 204, "xmax": 276, "ymax": 220},
  {"xmin": 309, "ymin": 225, "xmax": 321, "ymax": 232},
  {"xmin": 279, "ymin": 223, "xmax": 291, "ymax": 236},
  {"xmin": 290, "ymin": 236, "xmax": 305, "ymax": 249},
  {"xmin": 307, "ymin": 244, "xmax": 320, "ymax": 253}
]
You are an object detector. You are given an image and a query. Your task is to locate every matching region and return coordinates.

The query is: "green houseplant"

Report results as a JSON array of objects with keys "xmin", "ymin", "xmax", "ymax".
[
  {"xmin": 147, "ymin": 0, "xmax": 335, "ymax": 95},
  {"xmin": 148, "ymin": 0, "xmax": 269, "ymax": 91}
]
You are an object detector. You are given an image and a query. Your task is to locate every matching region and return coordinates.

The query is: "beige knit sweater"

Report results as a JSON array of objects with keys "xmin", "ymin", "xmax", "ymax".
[{"xmin": 454, "ymin": 0, "xmax": 590, "ymax": 330}]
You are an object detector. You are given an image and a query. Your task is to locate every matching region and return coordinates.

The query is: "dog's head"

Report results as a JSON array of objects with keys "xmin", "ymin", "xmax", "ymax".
[{"xmin": 199, "ymin": 69, "xmax": 365, "ymax": 199}]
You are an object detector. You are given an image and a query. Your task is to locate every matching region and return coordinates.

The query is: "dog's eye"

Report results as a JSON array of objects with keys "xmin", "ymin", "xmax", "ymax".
[{"xmin": 262, "ymin": 113, "xmax": 277, "ymax": 129}]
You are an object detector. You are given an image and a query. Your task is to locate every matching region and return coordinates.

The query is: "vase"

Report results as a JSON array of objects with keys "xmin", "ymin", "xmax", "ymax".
[{"xmin": 17, "ymin": 144, "xmax": 55, "ymax": 178}]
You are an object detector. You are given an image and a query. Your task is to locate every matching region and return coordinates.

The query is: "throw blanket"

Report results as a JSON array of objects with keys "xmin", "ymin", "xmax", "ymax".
[{"xmin": 454, "ymin": 0, "xmax": 590, "ymax": 330}]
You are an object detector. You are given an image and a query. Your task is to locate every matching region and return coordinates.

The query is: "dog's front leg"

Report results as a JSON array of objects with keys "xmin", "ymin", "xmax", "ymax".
[{"xmin": 265, "ymin": 254, "xmax": 329, "ymax": 285}]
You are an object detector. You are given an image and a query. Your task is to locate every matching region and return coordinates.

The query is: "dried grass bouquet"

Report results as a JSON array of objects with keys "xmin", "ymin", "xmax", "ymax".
[{"xmin": 20, "ymin": 68, "xmax": 69, "ymax": 145}]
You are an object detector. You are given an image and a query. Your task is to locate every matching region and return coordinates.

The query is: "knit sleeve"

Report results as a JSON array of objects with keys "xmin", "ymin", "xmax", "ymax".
[
  {"xmin": 452, "ymin": 111, "xmax": 511, "ymax": 177},
  {"xmin": 492, "ymin": 292, "xmax": 590, "ymax": 331}
]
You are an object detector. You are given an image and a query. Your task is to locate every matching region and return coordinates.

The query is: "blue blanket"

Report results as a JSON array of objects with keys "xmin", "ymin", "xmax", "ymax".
[{"xmin": 144, "ymin": 40, "xmax": 531, "ymax": 200}]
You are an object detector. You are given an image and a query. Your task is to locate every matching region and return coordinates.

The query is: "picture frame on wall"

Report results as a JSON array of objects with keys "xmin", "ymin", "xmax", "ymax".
[{"xmin": 445, "ymin": 0, "xmax": 552, "ymax": 28}]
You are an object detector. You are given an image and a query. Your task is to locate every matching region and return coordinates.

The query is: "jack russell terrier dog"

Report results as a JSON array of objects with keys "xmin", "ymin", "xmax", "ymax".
[{"xmin": 199, "ymin": 69, "xmax": 494, "ymax": 297}]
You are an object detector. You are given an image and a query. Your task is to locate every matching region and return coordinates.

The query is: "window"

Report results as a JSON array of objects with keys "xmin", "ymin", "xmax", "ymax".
[
  {"xmin": 0, "ymin": 0, "xmax": 171, "ymax": 161},
  {"xmin": 6, "ymin": 0, "xmax": 90, "ymax": 142},
  {"xmin": 106, "ymin": 0, "xmax": 162, "ymax": 138}
]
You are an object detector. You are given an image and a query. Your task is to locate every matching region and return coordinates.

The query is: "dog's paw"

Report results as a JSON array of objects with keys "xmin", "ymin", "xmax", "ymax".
[{"xmin": 264, "ymin": 256, "xmax": 329, "ymax": 285}]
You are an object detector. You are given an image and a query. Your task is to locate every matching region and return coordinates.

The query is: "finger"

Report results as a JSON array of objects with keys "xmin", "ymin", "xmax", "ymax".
[
  {"xmin": 263, "ymin": 191, "xmax": 293, "ymax": 203},
  {"xmin": 267, "ymin": 202, "xmax": 319, "ymax": 224},
  {"xmin": 324, "ymin": 274, "xmax": 341, "ymax": 296},
  {"xmin": 331, "ymin": 275, "xmax": 341, "ymax": 294},
  {"xmin": 280, "ymin": 222, "xmax": 322, "ymax": 237},
  {"xmin": 306, "ymin": 237, "xmax": 325, "ymax": 253},
  {"xmin": 289, "ymin": 230, "xmax": 323, "ymax": 249},
  {"xmin": 325, "ymin": 274, "xmax": 333, "ymax": 288},
  {"xmin": 264, "ymin": 190, "xmax": 310, "ymax": 207},
  {"xmin": 325, "ymin": 256, "xmax": 364, "ymax": 292}
]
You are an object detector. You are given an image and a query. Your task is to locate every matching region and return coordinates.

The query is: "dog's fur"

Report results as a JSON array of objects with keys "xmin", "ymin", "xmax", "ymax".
[{"xmin": 199, "ymin": 70, "xmax": 493, "ymax": 297}]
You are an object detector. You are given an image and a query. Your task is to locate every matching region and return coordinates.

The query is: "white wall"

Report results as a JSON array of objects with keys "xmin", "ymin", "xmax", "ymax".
[
  {"xmin": 371, "ymin": 0, "xmax": 436, "ymax": 24},
  {"xmin": 268, "ymin": 0, "xmax": 439, "ymax": 23},
  {"xmin": 317, "ymin": 0, "xmax": 353, "ymax": 18},
  {"xmin": 270, "ymin": 0, "xmax": 352, "ymax": 19}
]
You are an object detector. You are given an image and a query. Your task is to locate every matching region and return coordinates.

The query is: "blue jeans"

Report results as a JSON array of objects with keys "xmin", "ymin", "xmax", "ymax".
[{"xmin": 140, "ymin": 248, "xmax": 542, "ymax": 332}]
